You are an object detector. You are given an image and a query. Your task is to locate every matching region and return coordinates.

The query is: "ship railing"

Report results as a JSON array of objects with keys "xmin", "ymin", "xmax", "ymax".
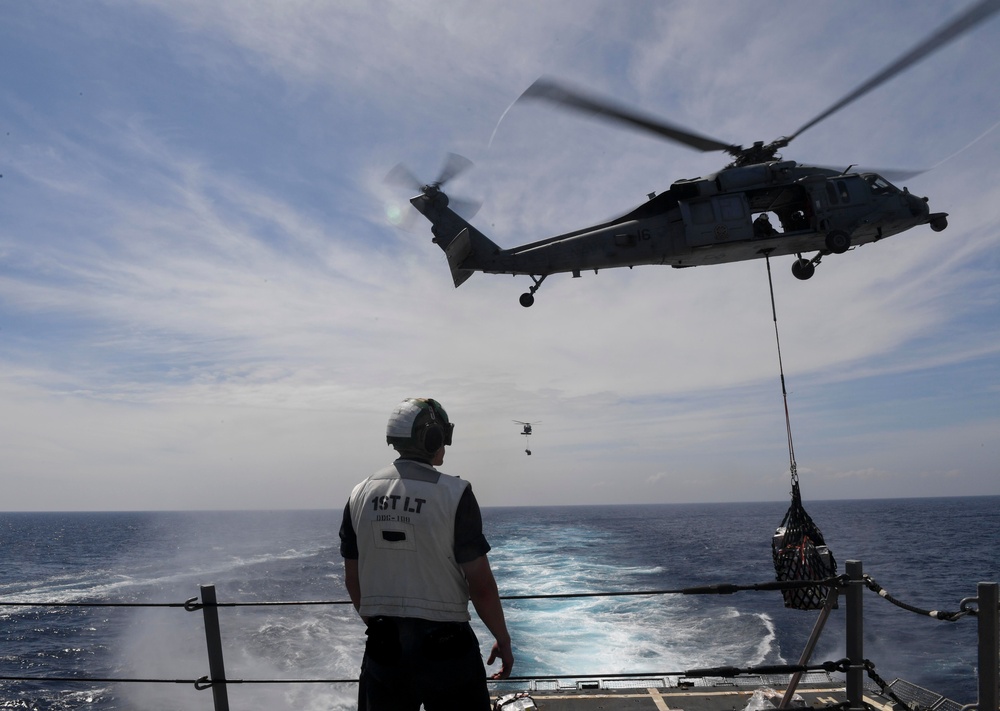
[{"xmin": 1, "ymin": 560, "xmax": 997, "ymax": 711}]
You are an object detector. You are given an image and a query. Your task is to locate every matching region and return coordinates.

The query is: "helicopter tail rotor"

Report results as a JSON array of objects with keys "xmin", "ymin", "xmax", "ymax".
[
  {"xmin": 385, "ymin": 152, "xmax": 473, "ymax": 193},
  {"xmin": 385, "ymin": 153, "xmax": 481, "ymax": 228},
  {"xmin": 385, "ymin": 153, "xmax": 472, "ymax": 200}
]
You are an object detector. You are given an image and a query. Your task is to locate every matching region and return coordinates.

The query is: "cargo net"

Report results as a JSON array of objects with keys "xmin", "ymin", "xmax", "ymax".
[{"xmin": 772, "ymin": 481, "xmax": 838, "ymax": 610}]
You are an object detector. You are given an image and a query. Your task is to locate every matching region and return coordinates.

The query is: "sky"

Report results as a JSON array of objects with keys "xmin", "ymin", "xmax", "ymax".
[{"xmin": 2, "ymin": 1, "xmax": 999, "ymax": 511}]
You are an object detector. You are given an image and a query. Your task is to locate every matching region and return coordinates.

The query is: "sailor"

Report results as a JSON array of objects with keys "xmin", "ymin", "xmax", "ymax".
[
  {"xmin": 753, "ymin": 212, "xmax": 778, "ymax": 238},
  {"xmin": 340, "ymin": 397, "xmax": 514, "ymax": 710}
]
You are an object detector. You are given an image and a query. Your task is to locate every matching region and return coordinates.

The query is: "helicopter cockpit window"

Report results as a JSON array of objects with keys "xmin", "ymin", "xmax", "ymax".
[
  {"xmin": 838, "ymin": 180, "xmax": 850, "ymax": 202},
  {"xmin": 866, "ymin": 175, "xmax": 895, "ymax": 195},
  {"xmin": 826, "ymin": 182, "xmax": 840, "ymax": 205}
]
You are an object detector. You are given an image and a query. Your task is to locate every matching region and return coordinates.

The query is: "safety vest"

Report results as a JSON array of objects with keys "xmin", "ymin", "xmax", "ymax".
[{"xmin": 348, "ymin": 460, "xmax": 471, "ymax": 621}]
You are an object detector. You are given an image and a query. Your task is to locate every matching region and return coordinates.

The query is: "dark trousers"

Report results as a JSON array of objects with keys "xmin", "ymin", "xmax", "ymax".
[{"xmin": 357, "ymin": 617, "xmax": 491, "ymax": 711}]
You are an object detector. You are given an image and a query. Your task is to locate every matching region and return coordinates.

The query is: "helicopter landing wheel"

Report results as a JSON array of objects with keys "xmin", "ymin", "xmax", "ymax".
[
  {"xmin": 526, "ymin": 449, "xmax": 532, "ymax": 455},
  {"xmin": 519, "ymin": 274, "xmax": 548, "ymax": 307},
  {"xmin": 825, "ymin": 230, "xmax": 851, "ymax": 254},
  {"xmin": 791, "ymin": 258, "xmax": 815, "ymax": 280},
  {"xmin": 931, "ymin": 216, "xmax": 948, "ymax": 232}
]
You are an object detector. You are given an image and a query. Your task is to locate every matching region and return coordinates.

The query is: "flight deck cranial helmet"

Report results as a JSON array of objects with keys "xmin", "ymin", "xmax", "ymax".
[{"xmin": 386, "ymin": 398, "xmax": 454, "ymax": 459}]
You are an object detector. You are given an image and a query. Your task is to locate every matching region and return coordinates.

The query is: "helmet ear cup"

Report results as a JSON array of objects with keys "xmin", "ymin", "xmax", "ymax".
[
  {"xmin": 419, "ymin": 404, "xmax": 445, "ymax": 454},
  {"xmin": 421, "ymin": 422, "xmax": 444, "ymax": 453}
]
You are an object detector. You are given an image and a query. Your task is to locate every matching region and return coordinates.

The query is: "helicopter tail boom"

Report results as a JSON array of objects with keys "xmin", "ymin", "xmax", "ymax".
[{"xmin": 410, "ymin": 190, "xmax": 502, "ymax": 287}]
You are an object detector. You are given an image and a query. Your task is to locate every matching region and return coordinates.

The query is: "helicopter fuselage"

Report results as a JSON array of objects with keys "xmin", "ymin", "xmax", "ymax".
[
  {"xmin": 411, "ymin": 160, "xmax": 946, "ymax": 305},
  {"xmin": 396, "ymin": 1, "xmax": 1000, "ymax": 305}
]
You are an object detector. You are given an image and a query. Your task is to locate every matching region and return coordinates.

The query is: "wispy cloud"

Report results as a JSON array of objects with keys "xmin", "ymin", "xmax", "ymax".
[{"xmin": 2, "ymin": 0, "xmax": 999, "ymax": 509}]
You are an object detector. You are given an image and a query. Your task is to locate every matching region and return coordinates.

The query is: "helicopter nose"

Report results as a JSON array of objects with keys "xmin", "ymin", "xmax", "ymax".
[{"xmin": 906, "ymin": 191, "xmax": 929, "ymax": 218}]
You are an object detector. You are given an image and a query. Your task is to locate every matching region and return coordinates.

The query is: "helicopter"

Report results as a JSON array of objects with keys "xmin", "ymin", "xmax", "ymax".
[
  {"xmin": 390, "ymin": 0, "xmax": 998, "ymax": 307},
  {"xmin": 513, "ymin": 420, "xmax": 538, "ymax": 455}
]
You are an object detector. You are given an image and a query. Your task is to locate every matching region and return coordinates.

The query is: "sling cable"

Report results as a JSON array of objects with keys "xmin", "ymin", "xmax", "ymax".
[{"xmin": 763, "ymin": 253, "xmax": 837, "ymax": 611}]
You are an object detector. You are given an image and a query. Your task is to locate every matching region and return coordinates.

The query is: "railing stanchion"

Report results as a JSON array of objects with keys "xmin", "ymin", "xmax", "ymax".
[
  {"xmin": 780, "ymin": 587, "xmax": 839, "ymax": 708},
  {"xmin": 978, "ymin": 582, "xmax": 999, "ymax": 711},
  {"xmin": 845, "ymin": 560, "xmax": 864, "ymax": 711},
  {"xmin": 200, "ymin": 584, "xmax": 231, "ymax": 711}
]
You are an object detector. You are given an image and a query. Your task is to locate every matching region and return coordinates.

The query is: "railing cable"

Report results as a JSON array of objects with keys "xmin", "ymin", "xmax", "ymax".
[
  {"xmin": 0, "ymin": 577, "xmax": 840, "ymax": 610},
  {"xmin": 12, "ymin": 574, "xmax": 989, "ymax": 616},
  {"xmin": 863, "ymin": 574, "xmax": 986, "ymax": 621},
  {"xmin": 0, "ymin": 659, "xmax": 852, "ymax": 688}
]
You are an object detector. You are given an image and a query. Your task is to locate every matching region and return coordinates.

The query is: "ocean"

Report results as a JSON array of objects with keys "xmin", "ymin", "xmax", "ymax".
[{"xmin": 2, "ymin": 496, "xmax": 998, "ymax": 710}]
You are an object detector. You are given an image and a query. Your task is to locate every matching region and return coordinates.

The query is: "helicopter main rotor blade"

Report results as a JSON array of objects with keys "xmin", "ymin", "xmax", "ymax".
[
  {"xmin": 789, "ymin": 0, "xmax": 1000, "ymax": 141},
  {"xmin": 521, "ymin": 78, "xmax": 739, "ymax": 155},
  {"xmin": 870, "ymin": 167, "xmax": 925, "ymax": 182}
]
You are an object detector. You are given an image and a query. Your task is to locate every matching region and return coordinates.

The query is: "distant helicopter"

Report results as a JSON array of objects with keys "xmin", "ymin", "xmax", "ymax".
[
  {"xmin": 389, "ymin": 0, "xmax": 998, "ymax": 307},
  {"xmin": 513, "ymin": 420, "xmax": 539, "ymax": 455}
]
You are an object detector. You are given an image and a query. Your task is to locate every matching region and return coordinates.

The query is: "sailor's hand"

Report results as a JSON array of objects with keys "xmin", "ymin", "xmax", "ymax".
[{"xmin": 487, "ymin": 639, "xmax": 514, "ymax": 679}]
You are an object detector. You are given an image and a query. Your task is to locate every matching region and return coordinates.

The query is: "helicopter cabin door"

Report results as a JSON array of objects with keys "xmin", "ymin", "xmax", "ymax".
[
  {"xmin": 680, "ymin": 193, "xmax": 753, "ymax": 247},
  {"xmin": 810, "ymin": 175, "xmax": 869, "ymax": 233}
]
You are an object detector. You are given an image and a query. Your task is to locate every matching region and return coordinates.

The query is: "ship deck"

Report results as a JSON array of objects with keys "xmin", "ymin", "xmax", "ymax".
[
  {"xmin": 490, "ymin": 675, "xmax": 959, "ymax": 711},
  {"xmin": 522, "ymin": 684, "xmax": 866, "ymax": 711}
]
